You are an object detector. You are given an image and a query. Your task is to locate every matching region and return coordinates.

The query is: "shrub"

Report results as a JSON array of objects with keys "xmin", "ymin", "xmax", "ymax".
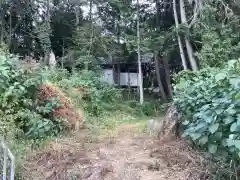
[
  {"xmin": 18, "ymin": 109, "xmax": 63, "ymax": 139},
  {"xmin": 196, "ymin": 32, "xmax": 240, "ymax": 68},
  {"xmin": 174, "ymin": 59, "xmax": 240, "ymax": 159},
  {"xmin": 0, "ymin": 51, "xmax": 63, "ymax": 139},
  {"xmin": 136, "ymin": 102, "xmax": 156, "ymax": 116},
  {"xmin": 51, "ymin": 69, "xmax": 122, "ymax": 116}
]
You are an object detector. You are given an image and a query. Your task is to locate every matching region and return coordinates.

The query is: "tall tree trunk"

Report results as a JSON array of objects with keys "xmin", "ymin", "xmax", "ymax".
[
  {"xmin": 173, "ymin": 0, "xmax": 188, "ymax": 70},
  {"xmin": 162, "ymin": 55, "xmax": 173, "ymax": 98},
  {"xmin": 46, "ymin": 1, "xmax": 56, "ymax": 71},
  {"xmin": 179, "ymin": 0, "xmax": 199, "ymax": 71},
  {"xmin": 29, "ymin": 0, "xmax": 50, "ymax": 63},
  {"xmin": 116, "ymin": 7, "xmax": 121, "ymax": 86},
  {"xmin": 0, "ymin": 0, "xmax": 4, "ymax": 45},
  {"xmin": 89, "ymin": 0, "xmax": 92, "ymax": 21},
  {"xmin": 199, "ymin": 0, "xmax": 203, "ymax": 9},
  {"xmin": 0, "ymin": 23, "xmax": 3, "ymax": 45},
  {"xmin": 155, "ymin": 0, "xmax": 161, "ymax": 32},
  {"xmin": 43, "ymin": 0, "xmax": 53, "ymax": 66},
  {"xmin": 85, "ymin": 0, "xmax": 93, "ymax": 70},
  {"xmin": 75, "ymin": 7, "xmax": 80, "ymax": 26},
  {"xmin": 117, "ymin": 9, "xmax": 121, "ymax": 44},
  {"xmin": 137, "ymin": 0, "xmax": 144, "ymax": 104},
  {"xmin": 155, "ymin": 54, "xmax": 167, "ymax": 101},
  {"xmin": 8, "ymin": 10, "xmax": 12, "ymax": 47}
]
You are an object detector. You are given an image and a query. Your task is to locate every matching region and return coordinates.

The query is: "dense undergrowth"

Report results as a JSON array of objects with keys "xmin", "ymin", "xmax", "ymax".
[
  {"xmin": 0, "ymin": 49, "xmax": 161, "ymax": 141},
  {"xmin": 174, "ymin": 59, "xmax": 240, "ymax": 165},
  {"xmin": 5, "ymin": 48, "xmax": 240, "ymax": 179},
  {"xmin": 46, "ymin": 67, "xmax": 164, "ymax": 116},
  {"xmin": 45, "ymin": 68, "xmax": 163, "ymax": 133},
  {"xmin": 0, "ymin": 50, "xmax": 64, "ymax": 140},
  {"xmin": 0, "ymin": 49, "xmax": 164, "ymax": 179}
]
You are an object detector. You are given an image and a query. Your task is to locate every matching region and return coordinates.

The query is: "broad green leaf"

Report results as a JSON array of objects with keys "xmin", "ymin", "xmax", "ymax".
[
  {"xmin": 175, "ymin": 79, "xmax": 186, "ymax": 89},
  {"xmin": 215, "ymin": 72, "xmax": 227, "ymax": 82},
  {"xmin": 200, "ymin": 104, "xmax": 211, "ymax": 111},
  {"xmin": 237, "ymin": 117, "xmax": 240, "ymax": 126},
  {"xmin": 199, "ymin": 136, "xmax": 208, "ymax": 145},
  {"xmin": 19, "ymin": 86, "xmax": 25, "ymax": 91},
  {"xmin": 230, "ymin": 78, "xmax": 240, "ymax": 89},
  {"xmin": 0, "ymin": 55, "xmax": 6, "ymax": 65},
  {"xmin": 193, "ymin": 122, "xmax": 207, "ymax": 131},
  {"xmin": 221, "ymin": 139, "xmax": 227, "ymax": 147},
  {"xmin": 227, "ymin": 139, "xmax": 235, "ymax": 146},
  {"xmin": 214, "ymin": 132, "xmax": 222, "ymax": 140},
  {"xmin": 190, "ymin": 133, "xmax": 202, "ymax": 140},
  {"xmin": 234, "ymin": 140, "xmax": 240, "ymax": 150},
  {"xmin": 235, "ymin": 93, "xmax": 240, "ymax": 100},
  {"xmin": 224, "ymin": 116, "xmax": 235, "ymax": 125},
  {"xmin": 209, "ymin": 123, "xmax": 219, "ymax": 134},
  {"xmin": 182, "ymin": 120, "xmax": 189, "ymax": 125},
  {"xmin": 229, "ymin": 134, "xmax": 235, "ymax": 139},
  {"xmin": 215, "ymin": 108, "xmax": 224, "ymax": 115},
  {"xmin": 206, "ymin": 115, "xmax": 214, "ymax": 123},
  {"xmin": 226, "ymin": 107, "xmax": 236, "ymax": 115},
  {"xmin": 208, "ymin": 144, "xmax": 218, "ymax": 154},
  {"xmin": 229, "ymin": 146, "xmax": 236, "ymax": 153},
  {"xmin": 228, "ymin": 60, "xmax": 237, "ymax": 68},
  {"xmin": 230, "ymin": 122, "xmax": 237, "ymax": 132},
  {"xmin": 0, "ymin": 66, "xmax": 8, "ymax": 71}
]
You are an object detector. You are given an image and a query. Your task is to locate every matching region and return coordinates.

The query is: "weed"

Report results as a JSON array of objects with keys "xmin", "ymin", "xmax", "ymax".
[{"xmin": 174, "ymin": 60, "xmax": 240, "ymax": 161}]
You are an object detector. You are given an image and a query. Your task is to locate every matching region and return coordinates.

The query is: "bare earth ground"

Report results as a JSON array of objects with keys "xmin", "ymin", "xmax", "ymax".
[{"xmin": 23, "ymin": 123, "xmax": 211, "ymax": 180}]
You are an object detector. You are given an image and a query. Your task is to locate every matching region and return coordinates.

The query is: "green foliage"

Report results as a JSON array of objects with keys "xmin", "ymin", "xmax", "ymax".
[
  {"xmin": 0, "ymin": 51, "xmax": 63, "ymax": 139},
  {"xmin": 23, "ymin": 98, "xmax": 64, "ymax": 139},
  {"xmin": 72, "ymin": 24, "xmax": 126, "ymax": 69},
  {"xmin": 47, "ymin": 67, "xmax": 162, "ymax": 119},
  {"xmin": 129, "ymin": 101, "xmax": 155, "ymax": 116},
  {"xmin": 50, "ymin": 69, "xmax": 122, "ymax": 116},
  {"xmin": 192, "ymin": 2, "xmax": 240, "ymax": 68},
  {"xmin": 174, "ymin": 59, "xmax": 240, "ymax": 159},
  {"xmin": 196, "ymin": 32, "xmax": 240, "ymax": 68},
  {"xmin": 19, "ymin": 110, "xmax": 63, "ymax": 139},
  {"xmin": 43, "ymin": 68, "xmax": 70, "ymax": 83}
]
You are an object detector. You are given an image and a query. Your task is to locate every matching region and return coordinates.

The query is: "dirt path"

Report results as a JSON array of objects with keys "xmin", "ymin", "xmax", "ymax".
[
  {"xmin": 99, "ymin": 132, "xmax": 165, "ymax": 180},
  {"xmin": 24, "ymin": 124, "xmax": 210, "ymax": 180}
]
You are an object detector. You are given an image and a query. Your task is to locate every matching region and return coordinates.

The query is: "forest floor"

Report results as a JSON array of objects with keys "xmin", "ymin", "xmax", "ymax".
[{"xmin": 23, "ymin": 118, "xmax": 212, "ymax": 180}]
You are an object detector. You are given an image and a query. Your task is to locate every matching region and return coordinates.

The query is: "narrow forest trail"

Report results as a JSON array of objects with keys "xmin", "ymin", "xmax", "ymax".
[{"xmin": 24, "ymin": 123, "xmax": 211, "ymax": 180}]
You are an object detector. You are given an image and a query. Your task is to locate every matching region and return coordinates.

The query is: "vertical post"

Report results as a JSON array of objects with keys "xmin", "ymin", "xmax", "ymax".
[
  {"xmin": 128, "ymin": 69, "xmax": 130, "ymax": 100},
  {"xmin": 154, "ymin": 54, "xmax": 167, "ymax": 101},
  {"xmin": 10, "ymin": 152, "xmax": 15, "ymax": 180},
  {"xmin": 137, "ymin": 0, "xmax": 143, "ymax": 104},
  {"xmin": 162, "ymin": 55, "xmax": 173, "ymax": 98},
  {"xmin": 1, "ymin": 137, "xmax": 15, "ymax": 180},
  {"xmin": 2, "ymin": 141, "xmax": 7, "ymax": 180},
  {"xmin": 117, "ymin": 63, "xmax": 120, "ymax": 86}
]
